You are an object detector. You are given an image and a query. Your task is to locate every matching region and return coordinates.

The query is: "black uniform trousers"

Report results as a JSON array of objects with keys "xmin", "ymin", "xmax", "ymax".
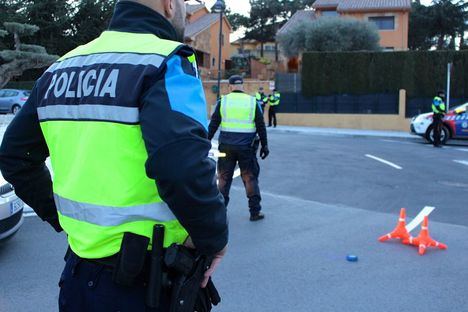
[
  {"xmin": 432, "ymin": 113, "xmax": 444, "ymax": 146},
  {"xmin": 268, "ymin": 106, "xmax": 277, "ymax": 127},
  {"xmin": 59, "ymin": 252, "xmax": 169, "ymax": 312},
  {"xmin": 217, "ymin": 144, "xmax": 262, "ymax": 215}
]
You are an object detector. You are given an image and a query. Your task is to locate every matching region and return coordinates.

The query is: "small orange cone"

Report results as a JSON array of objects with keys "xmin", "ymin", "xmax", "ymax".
[
  {"xmin": 378, "ymin": 208, "xmax": 411, "ymax": 243},
  {"xmin": 407, "ymin": 216, "xmax": 447, "ymax": 255}
]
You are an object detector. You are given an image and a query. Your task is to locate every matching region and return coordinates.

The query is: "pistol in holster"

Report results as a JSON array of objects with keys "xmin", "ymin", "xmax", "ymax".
[
  {"xmin": 164, "ymin": 244, "xmax": 221, "ymax": 312},
  {"xmin": 143, "ymin": 225, "xmax": 221, "ymax": 311}
]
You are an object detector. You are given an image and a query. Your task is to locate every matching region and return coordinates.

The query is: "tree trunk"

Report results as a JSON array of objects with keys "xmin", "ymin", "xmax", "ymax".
[
  {"xmin": 13, "ymin": 31, "xmax": 21, "ymax": 51},
  {"xmin": 260, "ymin": 41, "xmax": 264, "ymax": 58},
  {"xmin": 437, "ymin": 35, "xmax": 445, "ymax": 49}
]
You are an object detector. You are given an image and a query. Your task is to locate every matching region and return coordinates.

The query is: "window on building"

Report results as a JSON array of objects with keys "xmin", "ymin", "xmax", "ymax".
[
  {"xmin": 321, "ymin": 10, "xmax": 338, "ymax": 17},
  {"xmin": 368, "ymin": 16, "xmax": 395, "ymax": 30},
  {"xmin": 212, "ymin": 57, "xmax": 216, "ymax": 67},
  {"xmin": 221, "ymin": 34, "xmax": 225, "ymax": 46},
  {"xmin": 264, "ymin": 45, "xmax": 275, "ymax": 51}
]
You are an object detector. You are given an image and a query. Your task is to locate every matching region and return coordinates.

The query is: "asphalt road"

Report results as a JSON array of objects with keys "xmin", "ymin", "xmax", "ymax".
[{"xmin": 1, "ymin": 129, "xmax": 467, "ymax": 312}]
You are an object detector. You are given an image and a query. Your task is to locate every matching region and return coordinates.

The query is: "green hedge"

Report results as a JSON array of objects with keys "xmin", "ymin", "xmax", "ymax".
[
  {"xmin": 302, "ymin": 51, "xmax": 468, "ymax": 98},
  {"xmin": 4, "ymin": 81, "xmax": 35, "ymax": 90}
]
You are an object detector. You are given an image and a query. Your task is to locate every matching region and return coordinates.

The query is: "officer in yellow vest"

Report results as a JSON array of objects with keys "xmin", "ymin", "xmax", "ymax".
[
  {"xmin": 208, "ymin": 75, "xmax": 269, "ymax": 221},
  {"xmin": 0, "ymin": 0, "xmax": 227, "ymax": 311},
  {"xmin": 268, "ymin": 89, "xmax": 280, "ymax": 127},
  {"xmin": 255, "ymin": 87, "xmax": 268, "ymax": 112},
  {"xmin": 431, "ymin": 90, "xmax": 446, "ymax": 147}
]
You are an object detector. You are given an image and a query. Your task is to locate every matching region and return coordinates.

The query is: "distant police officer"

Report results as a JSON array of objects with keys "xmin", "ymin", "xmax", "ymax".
[
  {"xmin": 208, "ymin": 75, "xmax": 268, "ymax": 221},
  {"xmin": 255, "ymin": 87, "xmax": 268, "ymax": 112},
  {"xmin": 0, "ymin": 0, "xmax": 228, "ymax": 311},
  {"xmin": 268, "ymin": 89, "xmax": 281, "ymax": 128},
  {"xmin": 432, "ymin": 90, "xmax": 446, "ymax": 147}
]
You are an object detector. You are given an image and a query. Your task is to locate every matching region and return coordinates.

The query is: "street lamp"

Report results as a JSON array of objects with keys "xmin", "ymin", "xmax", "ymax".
[{"xmin": 211, "ymin": 0, "xmax": 226, "ymax": 101}]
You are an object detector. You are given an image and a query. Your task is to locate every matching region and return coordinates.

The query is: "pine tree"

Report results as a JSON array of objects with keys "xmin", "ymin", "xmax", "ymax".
[{"xmin": 0, "ymin": 22, "xmax": 58, "ymax": 88}]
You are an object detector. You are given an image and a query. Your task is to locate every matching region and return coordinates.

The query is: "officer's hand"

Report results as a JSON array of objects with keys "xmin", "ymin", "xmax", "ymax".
[
  {"xmin": 201, "ymin": 245, "xmax": 227, "ymax": 288},
  {"xmin": 260, "ymin": 146, "xmax": 269, "ymax": 160}
]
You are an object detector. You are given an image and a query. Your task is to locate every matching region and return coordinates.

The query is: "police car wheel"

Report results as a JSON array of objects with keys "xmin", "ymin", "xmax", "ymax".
[{"xmin": 425, "ymin": 125, "xmax": 449, "ymax": 145}]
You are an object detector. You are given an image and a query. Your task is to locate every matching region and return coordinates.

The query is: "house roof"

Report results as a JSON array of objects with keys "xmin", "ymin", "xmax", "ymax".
[
  {"xmin": 186, "ymin": 3, "xmax": 206, "ymax": 15},
  {"xmin": 312, "ymin": 0, "xmax": 341, "ymax": 9},
  {"xmin": 313, "ymin": 0, "xmax": 411, "ymax": 12},
  {"xmin": 277, "ymin": 10, "xmax": 316, "ymax": 35},
  {"xmin": 185, "ymin": 13, "xmax": 231, "ymax": 39}
]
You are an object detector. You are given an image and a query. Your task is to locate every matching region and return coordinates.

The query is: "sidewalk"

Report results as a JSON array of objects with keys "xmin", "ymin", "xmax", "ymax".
[{"xmin": 268, "ymin": 125, "xmax": 417, "ymax": 139}]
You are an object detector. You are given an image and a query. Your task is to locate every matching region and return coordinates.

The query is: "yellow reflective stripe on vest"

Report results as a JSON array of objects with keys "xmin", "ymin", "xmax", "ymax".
[
  {"xmin": 48, "ymin": 53, "xmax": 165, "ymax": 74},
  {"xmin": 38, "ymin": 105, "xmax": 139, "ymax": 124},
  {"xmin": 55, "ymin": 194, "xmax": 176, "ymax": 226},
  {"xmin": 59, "ymin": 31, "xmax": 182, "ymax": 61}
]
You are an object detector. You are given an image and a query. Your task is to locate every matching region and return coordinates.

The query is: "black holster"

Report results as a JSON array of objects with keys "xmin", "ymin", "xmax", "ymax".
[
  {"xmin": 112, "ymin": 232, "xmax": 149, "ymax": 287},
  {"xmin": 164, "ymin": 244, "xmax": 221, "ymax": 312}
]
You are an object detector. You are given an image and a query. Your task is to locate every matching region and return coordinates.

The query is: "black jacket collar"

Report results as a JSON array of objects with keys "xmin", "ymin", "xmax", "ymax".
[{"xmin": 109, "ymin": 1, "xmax": 179, "ymax": 41}]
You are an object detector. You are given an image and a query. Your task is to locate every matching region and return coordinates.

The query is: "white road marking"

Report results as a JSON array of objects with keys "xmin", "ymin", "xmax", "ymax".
[
  {"xmin": 380, "ymin": 139, "xmax": 411, "ymax": 145},
  {"xmin": 233, "ymin": 168, "xmax": 241, "ymax": 179},
  {"xmin": 23, "ymin": 205, "xmax": 37, "ymax": 217},
  {"xmin": 455, "ymin": 149, "xmax": 468, "ymax": 152},
  {"xmin": 454, "ymin": 160, "xmax": 468, "ymax": 167},
  {"xmin": 406, "ymin": 206, "xmax": 435, "ymax": 232},
  {"xmin": 365, "ymin": 154, "xmax": 403, "ymax": 170},
  {"xmin": 23, "ymin": 212, "xmax": 38, "ymax": 218}
]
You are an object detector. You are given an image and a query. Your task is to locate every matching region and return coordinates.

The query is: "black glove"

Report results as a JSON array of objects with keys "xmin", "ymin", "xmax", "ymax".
[{"xmin": 260, "ymin": 146, "xmax": 269, "ymax": 160}]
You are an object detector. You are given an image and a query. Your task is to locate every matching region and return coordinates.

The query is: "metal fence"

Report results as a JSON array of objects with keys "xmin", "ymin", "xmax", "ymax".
[
  {"xmin": 276, "ymin": 73, "xmax": 398, "ymax": 114},
  {"xmin": 278, "ymin": 92, "xmax": 399, "ymax": 114}
]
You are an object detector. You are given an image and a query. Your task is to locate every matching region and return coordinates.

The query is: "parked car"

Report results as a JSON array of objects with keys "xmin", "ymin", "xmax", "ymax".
[
  {"xmin": 410, "ymin": 103, "xmax": 468, "ymax": 144},
  {"xmin": 0, "ymin": 174, "xmax": 24, "ymax": 242},
  {"xmin": 0, "ymin": 89, "xmax": 31, "ymax": 115}
]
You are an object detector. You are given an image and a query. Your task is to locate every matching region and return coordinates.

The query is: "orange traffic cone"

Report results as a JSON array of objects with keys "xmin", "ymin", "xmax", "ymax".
[
  {"xmin": 378, "ymin": 208, "xmax": 411, "ymax": 243},
  {"xmin": 407, "ymin": 216, "xmax": 447, "ymax": 255}
]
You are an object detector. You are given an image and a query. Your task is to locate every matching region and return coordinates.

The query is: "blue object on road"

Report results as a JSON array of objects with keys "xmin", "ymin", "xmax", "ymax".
[{"xmin": 347, "ymin": 255, "xmax": 358, "ymax": 262}]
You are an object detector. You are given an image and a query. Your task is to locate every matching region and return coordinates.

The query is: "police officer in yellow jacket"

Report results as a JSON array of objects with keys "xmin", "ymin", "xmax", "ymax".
[
  {"xmin": 0, "ymin": 1, "xmax": 228, "ymax": 311},
  {"xmin": 268, "ymin": 89, "xmax": 280, "ymax": 127},
  {"xmin": 255, "ymin": 87, "xmax": 268, "ymax": 112},
  {"xmin": 208, "ymin": 75, "xmax": 268, "ymax": 221},
  {"xmin": 431, "ymin": 90, "xmax": 446, "ymax": 147}
]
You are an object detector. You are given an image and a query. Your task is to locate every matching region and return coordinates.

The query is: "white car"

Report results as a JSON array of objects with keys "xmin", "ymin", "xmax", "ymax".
[
  {"xmin": 0, "ymin": 174, "xmax": 24, "ymax": 242},
  {"xmin": 410, "ymin": 103, "xmax": 468, "ymax": 144}
]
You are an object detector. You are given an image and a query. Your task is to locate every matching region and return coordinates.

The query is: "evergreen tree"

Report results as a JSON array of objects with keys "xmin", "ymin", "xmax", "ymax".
[
  {"xmin": 23, "ymin": 0, "xmax": 73, "ymax": 56},
  {"xmin": 0, "ymin": 22, "xmax": 58, "ymax": 88},
  {"xmin": 277, "ymin": 18, "xmax": 380, "ymax": 55},
  {"xmin": 70, "ymin": 0, "xmax": 117, "ymax": 46}
]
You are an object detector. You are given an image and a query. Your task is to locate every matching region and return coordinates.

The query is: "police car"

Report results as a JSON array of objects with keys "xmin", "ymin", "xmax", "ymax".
[
  {"xmin": 410, "ymin": 103, "xmax": 468, "ymax": 144},
  {"xmin": 0, "ymin": 173, "xmax": 24, "ymax": 242}
]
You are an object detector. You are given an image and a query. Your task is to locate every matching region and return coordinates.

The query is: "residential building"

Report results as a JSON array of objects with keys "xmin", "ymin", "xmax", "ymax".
[
  {"xmin": 185, "ymin": 4, "xmax": 232, "ymax": 74},
  {"xmin": 230, "ymin": 38, "xmax": 278, "ymax": 63},
  {"xmin": 312, "ymin": 0, "xmax": 411, "ymax": 50}
]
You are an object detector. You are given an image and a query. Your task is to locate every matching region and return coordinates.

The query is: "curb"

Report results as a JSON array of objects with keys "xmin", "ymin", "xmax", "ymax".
[{"xmin": 268, "ymin": 126, "xmax": 419, "ymax": 140}]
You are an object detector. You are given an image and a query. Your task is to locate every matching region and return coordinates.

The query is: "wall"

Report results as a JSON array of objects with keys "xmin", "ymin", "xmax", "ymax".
[
  {"xmin": 208, "ymin": 18, "xmax": 232, "ymax": 71},
  {"xmin": 342, "ymin": 11, "xmax": 409, "ymax": 50},
  {"xmin": 276, "ymin": 90, "xmax": 411, "ymax": 131}
]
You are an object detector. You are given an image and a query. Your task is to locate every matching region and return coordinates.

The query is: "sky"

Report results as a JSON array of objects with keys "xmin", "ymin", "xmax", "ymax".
[{"xmin": 192, "ymin": 0, "xmax": 434, "ymax": 16}]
